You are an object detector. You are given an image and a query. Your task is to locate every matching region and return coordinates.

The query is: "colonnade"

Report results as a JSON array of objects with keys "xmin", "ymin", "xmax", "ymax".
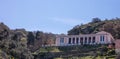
[{"xmin": 68, "ymin": 36, "xmax": 96, "ymax": 45}]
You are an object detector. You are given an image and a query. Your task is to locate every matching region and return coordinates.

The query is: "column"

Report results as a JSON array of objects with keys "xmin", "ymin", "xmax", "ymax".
[
  {"xmin": 91, "ymin": 37, "xmax": 93, "ymax": 44},
  {"xmin": 72, "ymin": 37, "xmax": 75, "ymax": 45},
  {"xmin": 83, "ymin": 37, "xmax": 85, "ymax": 45},
  {"xmin": 88, "ymin": 37, "xmax": 90, "ymax": 44},
  {"xmin": 79, "ymin": 37, "xmax": 81, "ymax": 45},
  {"xmin": 71, "ymin": 37, "xmax": 73, "ymax": 45},
  {"xmin": 75, "ymin": 37, "xmax": 76, "ymax": 44},
  {"xmin": 78, "ymin": 37, "xmax": 79, "ymax": 45},
  {"xmin": 86, "ymin": 37, "xmax": 88, "ymax": 44}
]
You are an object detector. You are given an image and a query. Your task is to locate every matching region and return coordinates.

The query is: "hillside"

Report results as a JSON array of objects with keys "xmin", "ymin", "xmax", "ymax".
[
  {"xmin": 0, "ymin": 22, "xmax": 56, "ymax": 59},
  {"xmin": 0, "ymin": 22, "xmax": 34, "ymax": 59},
  {"xmin": 68, "ymin": 18, "xmax": 120, "ymax": 39}
]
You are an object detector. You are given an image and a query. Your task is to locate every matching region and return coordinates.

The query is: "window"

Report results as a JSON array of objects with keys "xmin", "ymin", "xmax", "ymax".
[
  {"xmin": 103, "ymin": 36, "xmax": 104, "ymax": 41},
  {"xmin": 60, "ymin": 38, "xmax": 64, "ymax": 44},
  {"xmin": 89, "ymin": 37, "xmax": 91, "ymax": 43},
  {"xmin": 76, "ymin": 37, "xmax": 79, "ymax": 44},
  {"xmin": 80, "ymin": 37, "xmax": 83, "ymax": 43},
  {"xmin": 100, "ymin": 36, "xmax": 102, "ymax": 41},
  {"xmin": 85, "ymin": 37, "xmax": 87, "ymax": 44},
  {"xmin": 68, "ymin": 38, "xmax": 71, "ymax": 44},
  {"xmin": 73, "ymin": 38, "xmax": 75, "ymax": 44},
  {"xmin": 93, "ymin": 37, "xmax": 95, "ymax": 43},
  {"xmin": 100, "ymin": 35, "xmax": 104, "ymax": 42},
  {"xmin": 80, "ymin": 37, "xmax": 83, "ymax": 45}
]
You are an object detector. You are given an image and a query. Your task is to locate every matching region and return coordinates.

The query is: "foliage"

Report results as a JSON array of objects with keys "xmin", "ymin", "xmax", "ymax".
[
  {"xmin": 68, "ymin": 18, "xmax": 120, "ymax": 39},
  {"xmin": 91, "ymin": 18, "xmax": 102, "ymax": 23},
  {"xmin": 0, "ymin": 23, "xmax": 34, "ymax": 59},
  {"xmin": 107, "ymin": 49, "xmax": 115, "ymax": 56},
  {"xmin": 27, "ymin": 32, "xmax": 35, "ymax": 45},
  {"xmin": 0, "ymin": 22, "xmax": 56, "ymax": 59},
  {"xmin": 27, "ymin": 31, "xmax": 56, "ymax": 51}
]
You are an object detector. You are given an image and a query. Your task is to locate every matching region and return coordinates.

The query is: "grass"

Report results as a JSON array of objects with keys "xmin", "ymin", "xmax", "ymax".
[
  {"xmin": 34, "ymin": 45, "xmax": 103, "ymax": 53},
  {"xmin": 54, "ymin": 58, "xmax": 63, "ymax": 59},
  {"xmin": 33, "ymin": 47, "xmax": 61, "ymax": 54},
  {"xmin": 54, "ymin": 56, "xmax": 116, "ymax": 59},
  {"xmin": 34, "ymin": 45, "xmax": 116, "ymax": 59},
  {"xmin": 51, "ymin": 48, "xmax": 60, "ymax": 52}
]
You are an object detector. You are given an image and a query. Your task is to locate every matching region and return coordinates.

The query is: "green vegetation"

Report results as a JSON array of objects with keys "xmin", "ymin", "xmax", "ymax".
[
  {"xmin": 68, "ymin": 18, "xmax": 120, "ymax": 39},
  {"xmin": 35, "ymin": 47, "xmax": 60, "ymax": 53},
  {"xmin": 0, "ymin": 23, "xmax": 34, "ymax": 59},
  {"xmin": 27, "ymin": 31, "xmax": 56, "ymax": 52},
  {"xmin": 54, "ymin": 55, "xmax": 116, "ymax": 59},
  {"xmin": 34, "ymin": 45, "xmax": 116, "ymax": 59}
]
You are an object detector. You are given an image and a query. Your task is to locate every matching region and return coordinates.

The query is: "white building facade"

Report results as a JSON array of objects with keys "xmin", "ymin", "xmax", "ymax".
[{"xmin": 56, "ymin": 31, "xmax": 114, "ymax": 46}]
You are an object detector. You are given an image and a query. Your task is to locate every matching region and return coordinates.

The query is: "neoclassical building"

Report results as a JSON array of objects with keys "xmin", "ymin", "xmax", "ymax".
[{"xmin": 56, "ymin": 31, "xmax": 114, "ymax": 46}]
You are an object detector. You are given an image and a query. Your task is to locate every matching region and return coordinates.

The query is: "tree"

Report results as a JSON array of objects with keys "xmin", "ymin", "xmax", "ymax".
[
  {"xmin": 36, "ymin": 31, "xmax": 44, "ymax": 40},
  {"xmin": 92, "ymin": 18, "xmax": 101, "ymax": 23},
  {"xmin": 0, "ymin": 23, "xmax": 34, "ymax": 59},
  {"xmin": 27, "ymin": 32, "xmax": 35, "ymax": 45}
]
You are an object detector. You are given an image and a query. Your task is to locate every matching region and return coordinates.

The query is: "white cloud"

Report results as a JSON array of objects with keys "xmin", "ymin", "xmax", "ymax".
[{"xmin": 51, "ymin": 17, "xmax": 84, "ymax": 25}]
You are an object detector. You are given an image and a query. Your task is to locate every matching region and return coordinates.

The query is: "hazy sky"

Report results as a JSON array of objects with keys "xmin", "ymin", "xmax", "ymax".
[{"xmin": 0, "ymin": 0, "xmax": 120, "ymax": 34}]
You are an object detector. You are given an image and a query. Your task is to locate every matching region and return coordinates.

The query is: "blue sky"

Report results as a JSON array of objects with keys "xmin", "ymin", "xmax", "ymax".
[{"xmin": 0, "ymin": 0, "xmax": 120, "ymax": 34}]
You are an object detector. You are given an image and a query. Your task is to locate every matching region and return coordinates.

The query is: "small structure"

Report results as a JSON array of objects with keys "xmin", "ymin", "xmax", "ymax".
[{"xmin": 55, "ymin": 31, "xmax": 114, "ymax": 46}]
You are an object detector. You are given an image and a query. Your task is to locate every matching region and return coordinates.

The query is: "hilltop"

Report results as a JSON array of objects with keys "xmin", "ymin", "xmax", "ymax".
[{"xmin": 68, "ymin": 18, "xmax": 120, "ymax": 39}]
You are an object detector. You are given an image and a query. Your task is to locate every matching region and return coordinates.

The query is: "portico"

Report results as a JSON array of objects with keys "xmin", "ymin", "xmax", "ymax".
[
  {"xmin": 68, "ymin": 36, "xmax": 96, "ymax": 45},
  {"xmin": 55, "ymin": 31, "xmax": 114, "ymax": 46}
]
